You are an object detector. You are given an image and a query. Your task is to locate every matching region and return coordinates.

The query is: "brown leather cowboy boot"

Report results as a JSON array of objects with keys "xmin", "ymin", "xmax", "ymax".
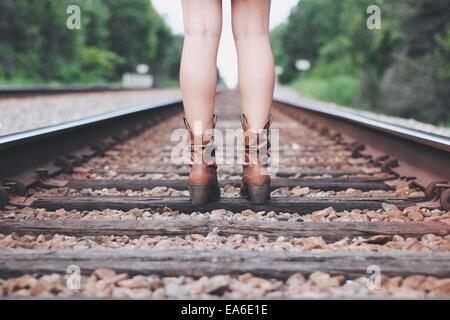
[
  {"xmin": 183, "ymin": 115, "xmax": 220, "ymax": 204},
  {"xmin": 240, "ymin": 114, "xmax": 272, "ymax": 204}
]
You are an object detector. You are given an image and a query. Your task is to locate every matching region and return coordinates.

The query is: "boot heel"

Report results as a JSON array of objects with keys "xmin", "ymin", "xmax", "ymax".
[
  {"xmin": 248, "ymin": 184, "xmax": 270, "ymax": 204},
  {"xmin": 189, "ymin": 185, "xmax": 211, "ymax": 205},
  {"xmin": 239, "ymin": 181, "xmax": 248, "ymax": 197},
  {"xmin": 209, "ymin": 182, "xmax": 221, "ymax": 202}
]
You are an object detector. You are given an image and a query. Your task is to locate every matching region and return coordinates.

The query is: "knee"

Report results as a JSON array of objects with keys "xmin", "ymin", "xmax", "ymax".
[
  {"xmin": 184, "ymin": 24, "xmax": 222, "ymax": 41},
  {"xmin": 232, "ymin": 24, "xmax": 269, "ymax": 42}
]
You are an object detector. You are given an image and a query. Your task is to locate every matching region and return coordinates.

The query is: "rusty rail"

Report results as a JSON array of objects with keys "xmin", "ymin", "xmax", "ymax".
[
  {"xmin": 0, "ymin": 97, "xmax": 183, "ymax": 207},
  {"xmin": 274, "ymin": 96, "xmax": 450, "ymax": 210}
]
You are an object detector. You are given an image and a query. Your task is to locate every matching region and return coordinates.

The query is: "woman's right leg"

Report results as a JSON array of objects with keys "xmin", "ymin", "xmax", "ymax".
[
  {"xmin": 231, "ymin": 0, "xmax": 274, "ymax": 204},
  {"xmin": 180, "ymin": 0, "xmax": 222, "ymax": 134},
  {"xmin": 231, "ymin": 0, "xmax": 274, "ymax": 129}
]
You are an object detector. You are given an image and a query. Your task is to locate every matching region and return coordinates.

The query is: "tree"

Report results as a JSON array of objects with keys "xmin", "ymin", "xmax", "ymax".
[
  {"xmin": 271, "ymin": 0, "xmax": 450, "ymax": 125},
  {"xmin": 0, "ymin": 0, "xmax": 182, "ymax": 85},
  {"xmin": 379, "ymin": 0, "xmax": 450, "ymax": 123}
]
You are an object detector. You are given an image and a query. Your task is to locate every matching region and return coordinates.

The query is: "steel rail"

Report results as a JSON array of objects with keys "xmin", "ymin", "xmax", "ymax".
[
  {"xmin": 0, "ymin": 97, "xmax": 183, "ymax": 205},
  {"xmin": 274, "ymin": 96, "xmax": 450, "ymax": 192},
  {"xmin": 0, "ymin": 84, "xmax": 149, "ymax": 97},
  {"xmin": 0, "ymin": 97, "xmax": 182, "ymax": 149},
  {"xmin": 275, "ymin": 96, "xmax": 450, "ymax": 152}
]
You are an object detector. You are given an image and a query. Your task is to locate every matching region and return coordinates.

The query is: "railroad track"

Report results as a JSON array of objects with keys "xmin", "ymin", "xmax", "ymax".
[
  {"xmin": 0, "ymin": 90, "xmax": 449, "ymax": 299},
  {"xmin": 0, "ymin": 84, "xmax": 145, "ymax": 98}
]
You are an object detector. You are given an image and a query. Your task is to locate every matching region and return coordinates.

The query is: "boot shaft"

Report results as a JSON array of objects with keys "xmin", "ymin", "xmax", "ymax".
[
  {"xmin": 183, "ymin": 115, "xmax": 217, "ymax": 167},
  {"xmin": 240, "ymin": 114, "xmax": 272, "ymax": 204},
  {"xmin": 241, "ymin": 114, "xmax": 272, "ymax": 168}
]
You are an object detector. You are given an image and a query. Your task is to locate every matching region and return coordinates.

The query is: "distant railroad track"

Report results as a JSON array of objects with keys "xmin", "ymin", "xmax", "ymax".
[
  {"xmin": 0, "ymin": 84, "xmax": 149, "ymax": 97},
  {"xmin": 0, "ymin": 90, "xmax": 449, "ymax": 299}
]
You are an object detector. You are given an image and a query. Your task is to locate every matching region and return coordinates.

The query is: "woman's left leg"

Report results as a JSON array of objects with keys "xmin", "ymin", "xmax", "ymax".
[
  {"xmin": 180, "ymin": 0, "xmax": 223, "ymax": 133},
  {"xmin": 180, "ymin": 0, "xmax": 223, "ymax": 204}
]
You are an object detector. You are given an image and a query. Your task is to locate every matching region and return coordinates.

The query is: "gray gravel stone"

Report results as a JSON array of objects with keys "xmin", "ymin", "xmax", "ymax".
[{"xmin": 0, "ymin": 88, "xmax": 181, "ymax": 136}]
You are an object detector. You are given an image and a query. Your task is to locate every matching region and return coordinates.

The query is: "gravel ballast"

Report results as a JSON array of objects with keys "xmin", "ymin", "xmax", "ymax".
[
  {"xmin": 1, "ymin": 270, "xmax": 449, "ymax": 299},
  {"xmin": 0, "ymin": 88, "xmax": 181, "ymax": 136}
]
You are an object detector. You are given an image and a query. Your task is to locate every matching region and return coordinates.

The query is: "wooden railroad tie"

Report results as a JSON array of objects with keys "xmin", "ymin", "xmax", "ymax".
[
  {"xmin": 61, "ymin": 178, "xmax": 393, "ymax": 192},
  {"xmin": 1, "ymin": 220, "xmax": 448, "ymax": 242},
  {"xmin": 91, "ymin": 169, "xmax": 377, "ymax": 178},
  {"xmin": 24, "ymin": 196, "xmax": 420, "ymax": 213},
  {"xmin": 1, "ymin": 249, "xmax": 449, "ymax": 278}
]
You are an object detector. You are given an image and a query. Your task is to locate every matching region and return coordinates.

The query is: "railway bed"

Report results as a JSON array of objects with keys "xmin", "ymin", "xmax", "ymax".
[{"xmin": 0, "ymin": 90, "xmax": 449, "ymax": 299}]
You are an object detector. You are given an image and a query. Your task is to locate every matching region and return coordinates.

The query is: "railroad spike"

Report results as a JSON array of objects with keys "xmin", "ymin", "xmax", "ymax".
[
  {"xmin": 375, "ymin": 155, "xmax": 390, "ymax": 162},
  {"xmin": 65, "ymin": 154, "xmax": 82, "ymax": 164},
  {"xmin": 424, "ymin": 181, "xmax": 450, "ymax": 205},
  {"xmin": 3, "ymin": 182, "xmax": 17, "ymax": 195},
  {"xmin": 90, "ymin": 143, "xmax": 106, "ymax": 155},
  {"xmin": 3, "ymin": 180, "xmax": 27, "ymax": 196},
  {"xmin": 0, "ymin": 187, "xmax": 9, "ymax": 209},
  {"xmin": 34, "ymin": 168, "xmax": 49, "ymax": 180},
  {"xmin": 440, "ymin": 188, "xmax": 450, "ymax": 211},
  {"xmin": 54, "ymin": 158, "xmax": 73, "ymax": 174},
  {"xmin": 381, "ymin": 158, "xmax": 399, "ymax": 171},
  {"xmin": 351, "ymin": 143, "xmax": 366, "ymax": 158},
  {"xmin": 38, "ymin": 179, "xmax": 69, "ymax": 189}
]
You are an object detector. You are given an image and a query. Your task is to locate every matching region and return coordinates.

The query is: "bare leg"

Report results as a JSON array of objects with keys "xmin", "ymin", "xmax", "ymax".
[
  {"xmin": 232, "ymin": 0, "xmax": 274, "ymax": 129},
  {"xmin": 180, "ymin": 0, "xmax": 222, "ymax": 133}
]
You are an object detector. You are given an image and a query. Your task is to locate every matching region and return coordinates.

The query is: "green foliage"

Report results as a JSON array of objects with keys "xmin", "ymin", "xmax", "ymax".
[
  {"xmin": 379, "ymin": 53, "xmax": 445, "ymax": 123},
  {"xmin": 439, "ymin": 118, "xmax": 450, "ymax": 128},
  {"xmin": 377, "ymin": 0, "xmax": 450, "ymax": 123},
  {"xmin": 79, "ymin": 47, "xmax": 124, "ymax": 82},
  {"xmin": 155, "ymin": 35, "xmax": 183, "ymax": 86},
  {"xmin": 270, "ymin": 23, "xmax": 287, "ymax": 69},
  {"xmin": 271, "ymin": 0, "xmax": 450, "ymax": 124},
  {"xmin": 434, "ymin": 23, "xmax": 450, "ymax": 81},
  {"xmin": 293, "ymin": 74, "xmax": 361, "ymax": 107},
  {"xmin": 0, "ymin": 0, "xmax": 181, "ymax": 85}
]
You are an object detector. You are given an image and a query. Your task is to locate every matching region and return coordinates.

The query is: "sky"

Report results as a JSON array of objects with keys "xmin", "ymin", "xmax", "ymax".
[{"xmin": 152, "ymin": 0, "xmax": 299, "ymax": 88}]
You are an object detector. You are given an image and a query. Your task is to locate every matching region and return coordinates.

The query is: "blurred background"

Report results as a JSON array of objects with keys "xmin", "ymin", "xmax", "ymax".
[
  {"xmin": 0, "ymin": 0, "xmax": 449, "ymax": 128},
  {"xmin": 271, "ymin": 0, "xmax": 450, "ymax": 126},
  {"xmin": 0, "ymin": 0, "xmax": 182, "ymax": 87}
]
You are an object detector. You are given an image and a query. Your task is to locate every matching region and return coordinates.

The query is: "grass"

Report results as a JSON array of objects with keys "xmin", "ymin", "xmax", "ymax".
[
  {"xmin": 438, "ymin": 118, "xmax": 450, "ymax": 128},
  {"xmin": 291, "ymin": 74, "xmax": 361, "ymax": 107}
]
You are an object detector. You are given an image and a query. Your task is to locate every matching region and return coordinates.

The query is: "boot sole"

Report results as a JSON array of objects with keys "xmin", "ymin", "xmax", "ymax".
[
  {"xmin": 189, "ymin": 183, "xmax": 220, "ymax": 205},
  {"xmin": 240, "ymin": 183, "xmax": 271, "ymax": 204}
]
